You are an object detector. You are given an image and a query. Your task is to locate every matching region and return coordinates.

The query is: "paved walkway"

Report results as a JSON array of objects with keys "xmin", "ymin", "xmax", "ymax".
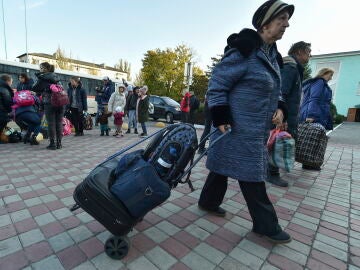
[{"xmin": 0, "ymin": 122, "xmax": 359, "ymax": 270}]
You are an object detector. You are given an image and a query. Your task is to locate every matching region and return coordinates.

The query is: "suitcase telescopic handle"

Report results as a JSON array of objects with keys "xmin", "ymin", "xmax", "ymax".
[{"xmin": 177, "ymin": 128, "xmax": 231, "ymax": 184}]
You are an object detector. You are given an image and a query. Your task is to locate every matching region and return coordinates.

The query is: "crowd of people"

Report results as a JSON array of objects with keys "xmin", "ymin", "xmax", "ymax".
[
  {"xmin": 0, "ymin": 64, "xmax": 153, "ymax": 148},
  {"xmin": 0, "ymin": 0, "xmax": 337, "ymax": 246}
]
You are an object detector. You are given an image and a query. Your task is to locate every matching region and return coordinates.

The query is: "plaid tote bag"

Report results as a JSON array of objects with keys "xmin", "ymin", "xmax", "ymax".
[{"xmin": 295, "ymin": 122, "xmax": 328, "ymax": 167}]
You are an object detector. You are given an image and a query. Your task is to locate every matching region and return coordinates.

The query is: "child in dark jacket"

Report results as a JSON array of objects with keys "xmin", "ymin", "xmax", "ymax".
[
  {"xmin": 96, "ymin": 107, "xmax": 111, "ymax": 136},
  {"xmin": 113, "ymin": 106, "xmax": 124, "ymax": 137}
]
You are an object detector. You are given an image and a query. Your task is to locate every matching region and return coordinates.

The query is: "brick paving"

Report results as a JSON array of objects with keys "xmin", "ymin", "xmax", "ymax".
[{"xmin": 0, "ymin": 122, "xmax": 360, "ymax": 270}]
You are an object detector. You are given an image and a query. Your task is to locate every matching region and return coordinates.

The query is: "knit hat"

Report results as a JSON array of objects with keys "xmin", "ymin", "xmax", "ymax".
[
  {"xmin": 102, "ymin": 76, "xmax": 109, "ymax": 81},
  {"xmin": 252, "ymin": 0, "xmax": 294, "ymax": 30},
  {"xmin": 115, "ymin": 106, "xmax": 122, "ymax": 112}
]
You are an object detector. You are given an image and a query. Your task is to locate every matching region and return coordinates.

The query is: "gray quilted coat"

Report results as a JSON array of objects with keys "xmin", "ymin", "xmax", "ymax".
[{"xmin": 206, "ymin": 46, "xmax": 281, "ymax": 182}]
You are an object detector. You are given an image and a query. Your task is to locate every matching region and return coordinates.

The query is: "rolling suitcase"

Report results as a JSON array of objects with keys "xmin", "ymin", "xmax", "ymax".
[
  {"xmin": 71, "ymin": 124, "xmax": 229, "ymax": 260},
  {"xmin": 295, "ymin": 122, "xmax": 328, "ymax": 167}
]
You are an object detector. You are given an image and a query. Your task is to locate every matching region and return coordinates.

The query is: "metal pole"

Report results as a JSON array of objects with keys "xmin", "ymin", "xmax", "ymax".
[
  {"xmin": 1, "ymin": 0, "xmax": 8, "ymax": 60},
  {"xmin": 24, "ymin": 0, "xmax": 29, "ymax": 63}
]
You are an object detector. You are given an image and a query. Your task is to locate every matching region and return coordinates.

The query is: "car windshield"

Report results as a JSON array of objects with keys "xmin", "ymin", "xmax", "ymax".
[{"xmin": 162, "ymin": 97, "xmax": 180, "ymax": 107}]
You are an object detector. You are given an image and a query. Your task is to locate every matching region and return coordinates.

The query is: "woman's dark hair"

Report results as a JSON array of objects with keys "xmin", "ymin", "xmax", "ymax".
[
  {"xmin": 0, "ymin": 74, "xmax": 12, "ymax": 82},
  {"xmin": 40, "ymin": 62, "xmax": 55, "ymax": 72},
  {"xmin": 19, "ymin": 73, "xmax": 30, "ymax": 82}
]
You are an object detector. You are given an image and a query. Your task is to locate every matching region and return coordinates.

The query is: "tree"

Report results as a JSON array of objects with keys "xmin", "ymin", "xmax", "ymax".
[
  {"xmin": 206, "ymin": 55, "xmax": 222, "ymax": 78},
  {"xmin": 55, "ymin": 46, "xmax": 72, "ymax": 70},
  {"xmin": 190, "ymin": 66, "xmax": 208, "ymax": 102},
  {"xmin": 140, "ymin": 44, "xmax": 193, "ymax": 100},
  {"xmin": 133, "ymin": 71, "xmax": 144, "ymax": 86},
  {"xmin": 115, "ymin": 59, "xmax": 131, "ymax": 81},
  {"xmin": 303, "ymin": 63, "xmax": 312, "ymax": 80}
]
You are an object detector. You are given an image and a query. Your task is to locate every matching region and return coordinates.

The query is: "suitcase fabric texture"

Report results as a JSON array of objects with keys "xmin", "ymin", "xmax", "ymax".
[
  {"xmin": 295, "ymin": 122, "xmax": 328, "ymax": 167},
  {"xmin": 73, "ymin": 153, "xmax": 136, "ymax": 237},
  {"xmin": 72, "ymin": 123, "xmax": 229, "ymax": 260}
]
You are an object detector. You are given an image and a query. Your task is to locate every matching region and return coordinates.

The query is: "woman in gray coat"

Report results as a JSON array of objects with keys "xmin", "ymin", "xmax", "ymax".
[{"xmin": 198, "ymin": 0, "xmax": 294, "ymax": 244}]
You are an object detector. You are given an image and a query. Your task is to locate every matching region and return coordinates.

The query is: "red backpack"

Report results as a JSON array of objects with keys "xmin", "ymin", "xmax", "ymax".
[
  {"xmin": 50, "ymin": 84, "xmax": 69, "ymax": 107},
  {"xmin": 13, "ymin": 90, "xmax": 35, "ymax": 107}
]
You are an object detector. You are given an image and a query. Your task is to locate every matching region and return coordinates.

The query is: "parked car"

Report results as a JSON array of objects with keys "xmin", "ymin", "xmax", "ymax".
[{"xmin": 149, "ymin": 95, "xmax": 181, "ymax": 123}]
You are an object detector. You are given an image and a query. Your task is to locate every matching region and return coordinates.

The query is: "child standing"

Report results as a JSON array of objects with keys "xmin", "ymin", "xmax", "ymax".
[
  {"xmin": 96, "ymin": 107, "xmax": 111, "ymax": 136},
  {"xmin": 113, "ymin": 106, "xmax": 124, "ymax": 137}
]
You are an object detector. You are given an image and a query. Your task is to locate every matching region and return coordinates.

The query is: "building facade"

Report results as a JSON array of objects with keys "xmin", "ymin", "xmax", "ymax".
[
  {"xmin": 309, "ymin": 51, "xmax": 360, "ymax": 116},
  {"xmin": 17, "ymin": 53, "xmax": 128, "ymax": 81}
]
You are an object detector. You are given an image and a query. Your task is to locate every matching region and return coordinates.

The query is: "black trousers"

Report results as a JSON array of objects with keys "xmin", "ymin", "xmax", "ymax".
[
  {"xmin": 70, "ymin": 107, "xmax": 84, "ymax": 134},
  {"xmin": 44, "ymin": 105, "xmax": 64, "ymax": 141},
  {"xmin": 199, "ymin": 171, "xmax": 281, "ymax": 236},
  {"xmin": 198, "ymin": 118, "xmax": 212, "ymax": 151}
]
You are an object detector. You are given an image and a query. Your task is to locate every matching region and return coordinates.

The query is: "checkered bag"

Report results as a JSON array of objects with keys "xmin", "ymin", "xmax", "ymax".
[
  {"xmin": 268, "ymin": 130, "xmax": 295, "ymax": 172},
  {"xmin": 295, "ymin": 122, "xmax": 328, "ymax": 167}
]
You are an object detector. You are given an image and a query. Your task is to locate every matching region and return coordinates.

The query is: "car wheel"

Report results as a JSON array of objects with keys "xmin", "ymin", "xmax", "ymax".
[{"xmin": 166, "ymin": 112, "xmax": 174, "ymax": 123}]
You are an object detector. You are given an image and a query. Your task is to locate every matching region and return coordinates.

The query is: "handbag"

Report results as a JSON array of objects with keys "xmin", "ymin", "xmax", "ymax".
[
  {"xmin": 50, "ymin": 84, "xmax": 69, "ymax": 107},
  {"xmin": 110, "ymin": 150, "xmax": 170, "ymax": 219},
  {"xmin": 268, "ymin": 129, "xmax": 295, "ymax": 172}
]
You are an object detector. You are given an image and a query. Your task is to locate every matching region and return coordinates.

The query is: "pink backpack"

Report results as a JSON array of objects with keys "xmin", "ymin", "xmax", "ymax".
[
  {"xmin": 50, "ymin": 84, "xmax": 69, "ymax": 107},
  {"xmin": 13, "ymin": 90, "xmax": 35, "ymax": 107},
  {"xmin": 62, "ymin": 117, "xmax": 73, "ymax": 136}
]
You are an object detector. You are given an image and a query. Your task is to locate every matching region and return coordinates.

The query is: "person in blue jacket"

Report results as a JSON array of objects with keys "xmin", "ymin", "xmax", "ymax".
[
  {"xmin": 299, "ymin": 68, "xmax": 334, "ymax": 130},
  {"xmin": 198, "ymin": 0, "xmax": 294, "ymax": 244}
]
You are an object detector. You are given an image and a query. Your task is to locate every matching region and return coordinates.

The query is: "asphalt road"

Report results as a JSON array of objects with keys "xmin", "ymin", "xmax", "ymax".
[{"xmin": 328, "ymin": 122, "xmax": 360, "ymax": 145}]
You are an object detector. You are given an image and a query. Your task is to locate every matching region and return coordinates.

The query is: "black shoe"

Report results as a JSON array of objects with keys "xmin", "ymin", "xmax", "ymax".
[
  {"xmin": 126, "ymin": 129, "xmax": 131, "ymax": 134},
  {"xmin": 79, "ymin": 132, "xmax": 84, "ymax": 136},
  {"xmin": 264, "ymin": 230, "xmax": 292, "ymax": 244},
  {"xmin": 134, "ymin": 129, "xmax": 138, "ymax": 134},
  {"xmin": 23, "ymin": 133, "xmax": 31, "ymax": 144},
  {"xmin": 100, "ymin": 132, "xmax": 104, "ymax": 136},
  {"xmin": 106, "ymin": 130, "xmax": 109, "ymax": 136},
  {"xmin": 268, "ymin": 174, "xmax": 288, "ymax": 187},
  {"xmin": 56, "ymin": 139, "xmax": 62, "ymax": 149},
  {"xmin": 30, "ymin": 135, "xmax": 39, "ymax": 145},
  {"xmin": 198, "ymin": 204, "xmax": 226, "ymax": 217},
  {"xmin": 46, "ymin": 140, "xmax": 56, "ymax": 150},
  {"xmin": 302, "ymin": 164, "xmax": 321, "ymax": 171},
  {"xmin": 140, "ymin": 133, "xmax": 148, "ymax": 138}
]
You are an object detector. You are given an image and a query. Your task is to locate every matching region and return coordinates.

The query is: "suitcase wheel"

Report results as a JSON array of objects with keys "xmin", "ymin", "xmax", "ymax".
[{"xmin": 104, "ymin": 236, "xmax": 130, "ymax": 260}]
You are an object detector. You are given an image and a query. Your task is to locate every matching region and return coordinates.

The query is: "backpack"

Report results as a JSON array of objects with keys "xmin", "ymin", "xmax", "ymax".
[
  {"xmin": 144, "ymin": 123, "xmax": 198, "ymax": 187},
  {"xmin": 83, "ymin": 113, "xmax": 93, "ymax": 130},
  {"xmin": 50, "ymin": 84, "xmax": 69, "ymax": 107},
  {"xmin": 13, "ymin": 90, "xmax": 35, "ymax": 107}
]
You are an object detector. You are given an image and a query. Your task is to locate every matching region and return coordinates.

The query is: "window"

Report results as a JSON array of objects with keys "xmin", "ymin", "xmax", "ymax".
[{"xmin": 152, "ymin": 97, "xmax": 162, "ymax": 105}]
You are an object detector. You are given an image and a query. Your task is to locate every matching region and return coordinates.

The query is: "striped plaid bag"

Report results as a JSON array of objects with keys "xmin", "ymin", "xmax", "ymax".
[
  {"xmin": 295, "ymin": 123, "xmax": 328, "ymax": 167},
  {"xmin": 268, "ymin": 130, "xmax": 295, "ymax": 172}
]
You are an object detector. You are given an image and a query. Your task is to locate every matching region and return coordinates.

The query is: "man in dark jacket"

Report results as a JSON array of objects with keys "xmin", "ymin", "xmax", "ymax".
[
  {"xmin": 100, "ymin": 76, "xmax": 115, "ymax": 105},
  {"xmin": 0, "ymin": 74, "xmax": 14, "ymax": 132},
  {"xmin": 66, "ymin": 77, "xmax": 88, "ymax": 136},
  {"xmin": 124, "ymin": 86, "xmax": 139, "ymax": 134},
  {"xmin": 189, "ymin": 91, "xmax": 200, "ymax": 125},
  {"xmin": 268, "ymin": 41, "xmax": 311, "ymax": 187}
]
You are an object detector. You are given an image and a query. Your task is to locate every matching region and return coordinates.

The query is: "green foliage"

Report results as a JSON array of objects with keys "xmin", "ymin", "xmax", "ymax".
[
  {"xmin": 141, "ymin": 44, "xmax": 193, "ymax": 100},
  {"xmin": 330, "ymin": 102, "xmax": 337, "ymax": 118},
  {"xmin": 334, "ymin": 114, "xmax": 345, "ymax": 124},
  {"xmin": 190, "ymin": 67, "xmax": 208, "ymax": 102},
  {"xmin": 206, "ymin": 55, "xmax": 222, "ymax": 78},
  {"xmin": 303, "ymin": 63, "xmax": 312, "ymax": 80}
]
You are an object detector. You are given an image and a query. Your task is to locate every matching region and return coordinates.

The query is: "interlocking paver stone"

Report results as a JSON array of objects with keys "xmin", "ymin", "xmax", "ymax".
[
  {"xmin": 2, "ymin": 122, "xmax": 360, "ymax": 269},
  {"xmin": 146, "ymin": 246, "xmax": 177, "ymax": 270},
  {"xmin": 48, "ymin": 232, "xmax": 75, "ymax": 252}
]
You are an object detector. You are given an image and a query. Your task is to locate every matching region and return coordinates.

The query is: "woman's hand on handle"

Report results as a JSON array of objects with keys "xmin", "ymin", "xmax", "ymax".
[{"xmin": 218, "ymin": 124, "xmax": 231, "ymax": 133}]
